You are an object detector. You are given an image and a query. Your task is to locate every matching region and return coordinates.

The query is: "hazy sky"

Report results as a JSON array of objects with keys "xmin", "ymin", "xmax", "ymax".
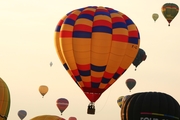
[{"xmin": 1, "ymin": 0, "xmax": 180, "ymax": 120}]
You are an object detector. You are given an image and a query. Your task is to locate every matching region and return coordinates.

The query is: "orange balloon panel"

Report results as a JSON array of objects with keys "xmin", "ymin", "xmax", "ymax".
[{"xmin": 55, "ymin": 6, "xmax": 140, "ymax": 102}]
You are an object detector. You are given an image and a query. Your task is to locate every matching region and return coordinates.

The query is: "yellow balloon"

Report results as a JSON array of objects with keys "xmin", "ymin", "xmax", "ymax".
[
  {"xmin": 39, "ymin": 85, "xmax": 48, "ymax": 98},
  {"xmin": 152, "ymin": 13, "xmax": 159, "ymax": 21},
  {"xmin": 30, "ymin": 115, "xmax": 65, "ymax": 120}
]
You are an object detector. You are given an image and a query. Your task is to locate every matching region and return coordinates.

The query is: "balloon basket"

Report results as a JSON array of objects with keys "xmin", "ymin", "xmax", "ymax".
[
  {"xmin": 87, "ymin": 103, "xmax": 95, "ymax": 114},
  {"xmin": 87, "ymin": 108, "xmax": 95, "ymax": 114}
]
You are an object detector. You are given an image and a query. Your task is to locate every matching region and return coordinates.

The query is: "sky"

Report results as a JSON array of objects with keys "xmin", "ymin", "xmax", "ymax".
[{"xmin": 0, "ymin": 0, "xmax": 180, "ymax": 120}]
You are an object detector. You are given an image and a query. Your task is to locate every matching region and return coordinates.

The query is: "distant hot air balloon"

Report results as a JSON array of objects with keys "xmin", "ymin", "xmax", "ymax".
[
  {"xmin": 56, "ymin": 98, "xmax": 69, "ymax": 115},
  {"xmin": 18, "ymin": 110, "xmax": 27, "ymax": 120},
  {"xmin": 121, "ymin": 92, "xmax": 180, "ymax": 120},
  {"xmin": 54, "ymin": 6, "xmax": 140, "ymax": 114},
  {"xmin": 162, "ymin": 3, "xmax": 179, "ymax": 26},
  {"xmin": 68, "ymin": 117, "xmax": 77, "ymax": 120},
  {"xmin": 39, "ymin": 85, "xmax": 48, "ymax": 98},
  {"xmin": 117, "ymin": 96, "xmax": 124, "ymax": 108},
  {"xmin": 50, "ymin": 62, "xmax": 53, "ymax": 67},
  {"xmin": 152, "ymin": 13, "xmax": 159, "ymax": 22},
  {"xmin": 30, "ymin": 115, "xmax": 65, "ymax": 120},
  {"xmin": 0, "ymin": 77, "xmax": 11, "ymax": 120},
  {"xmin": 122, "ymin": 95, "xmax": 131, "ymax": 103},
  {"xmin": 132, "ymin": 48, "xmax": 147, "ymax": 71},
  {"xmin": 125, "ymin": 78, "xmax": 136, "ymax": 92}
]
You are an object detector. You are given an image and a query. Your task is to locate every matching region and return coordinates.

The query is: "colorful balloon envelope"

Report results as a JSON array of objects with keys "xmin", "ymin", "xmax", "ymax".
[
  {"xmin": 39, "ymin": 85, "xmax": 48, "ymax": 98},
  {"xmin": 56, "ymin": 98, "xmax": 69, "ymax": 115},
  {"xmin": 68, "ymin": 117, "xmax": 77, "ymax": 120},
  {"xmin": 117, "ymin": 96, "xmax": 124, "ymax": 108},
  {"xmin": 121, "ymin": 92, "xmax": 180, "ymax": 120},
  {"xmin": 125, "ymin": 78, "xmax": 136, "ymax": 92},
  {"xmin": 0, "ymin": 77, "xmax": 10, "ymax": 119},
  {"xmin": 162, "ymin": 3, "xmax": 179, "ymax": 26},
  {"xmin": 152, "ymin": 13, "xmax": 159, "ymax": 22},
  {"xmin": 30, "ymin": 115, "xmax": 65, "ymax": 120},
  {"xmin": 54, "ymin": 6, "xmax": 140, "ymax": 109},
  {"xmin": 18, "ymin": 110, "xmax": 27, "ymax": 120}
]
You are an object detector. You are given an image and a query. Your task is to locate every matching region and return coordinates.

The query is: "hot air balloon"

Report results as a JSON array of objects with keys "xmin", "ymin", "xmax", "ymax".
[
  {"xmin": 122, "ymin": 95, "xmax": 131, "ymax": 103},
  {"xmin": 132, "ymin": 48, "xmax": 147, "ymax": 71},
  {"xmin": 56, "ymin": 98, "xmax": 69, "ymax": 115},
  {"xmin": 152, "ymin": 13, "xmax": 159, "ymax": 22},
  {"xmin": 125, "ymin": 78, "xmax": 136, "ymax": 92},
  {"xmin": 121, "ymin": 92, "xmax": 180, "ymax": 120},
  {"xmin": 30, "ymin": 115, "xmax": 65, "ymax": 120},
  {"xmin": 117, "ymin": 96, "xmax": 124, "ymax": 108},
  {"xmin": 162, "ymin": 3, "xmax": 179, "ymax": 26},
  {"xmin": 18, "ymin": 110, "xmax": 27, "ymax": 120},
  {"xmin": 0, "ymin": 77, "xmax": 11, "ymax": 120},
  {"xmin": 69, "ymin": 117, "xmax": 77, "ymax": 120},
  {"xmin": 39, "ymin": 85, "xmax": 48, "ymax": 98},
  {"xmin": 50, "ymin": 62, "xmax": 53, "ymax": 67},
  {"xmin": 54, "ymin": 6, "xmax": 140, "ymax": 114}
]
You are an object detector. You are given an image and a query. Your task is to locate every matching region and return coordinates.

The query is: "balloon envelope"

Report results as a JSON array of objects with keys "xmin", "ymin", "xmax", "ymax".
[
  {"xmin": 18, "ymin": 110, "xmax": 27, "ymax": 120},
  {"xmin": 152, "ymin": 13, "xmax": 159, "ymax": 21},
  {"xmin": 121, "ymin": 92, "xmax": 180, "ymax": 120},
  {"xmin": 54, "ymin": 6, "xmax": 140, "ymax": 103},
  {"xmin": 68, "ymin": 117, "xmax": 77, "ymax": 120},
  {"xmin": 162, "ymin": 3, "xmax": 179, "ymax": 26},
  {"xmin": 132, "ymin": 48, "xmax": 147, "ymax": 70},
  {"xmin": 0, "ymin": 77, "xmax": 10, "ymax": 119},
  {"xmin": 125, "ymin": 78, "xmax": 136, "ymax": 91},
  {"xmin": 56, "ymin": 98, "xmax": 69, "ymax": 114},
  {"xmin": 117, "ymin": 96, "xmax": 124, "ymax": 108},
  {"xmin": 39, "ymin": 85, "xmax": 48, "ymax": 97},
  {"xmin": 30, "ymin": 115, "xmax": 65, "ymax": 120},
  {"xmin": 50, "ymin": 62, "xmax": 53, "ymax": 67}
]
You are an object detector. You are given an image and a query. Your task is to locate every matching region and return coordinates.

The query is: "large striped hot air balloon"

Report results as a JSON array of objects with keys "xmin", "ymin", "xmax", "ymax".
[
  {"xmin": 121, "ymin": 92, "xmax": 180, "ymax": 120},
  {"xmin": 162, "ymin": 3, "xmax": 179, "ymax": 26},
  {"xmin": 30, "ymin": 115, "xmax": 65, "ymax": 120},
  {"xmin": 0, "ymin": 77, "xmax": 10, "ymax": 120},
  {"xmin": 54, "ymin": 6, "xmax": 140, "ymax": 114}
]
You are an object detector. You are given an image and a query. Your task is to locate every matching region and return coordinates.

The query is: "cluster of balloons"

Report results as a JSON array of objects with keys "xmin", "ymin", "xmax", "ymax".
[
  {"xmin": 38, "ymin": 85, "xmax": 69, "ymax": 115},
  {"xmin": 152, "ymin": 3, "xmax": 179, "ymax": 26},
  {"xmin": 0, "ymin": 3, "xmax": 179, "ymax": 120}
]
